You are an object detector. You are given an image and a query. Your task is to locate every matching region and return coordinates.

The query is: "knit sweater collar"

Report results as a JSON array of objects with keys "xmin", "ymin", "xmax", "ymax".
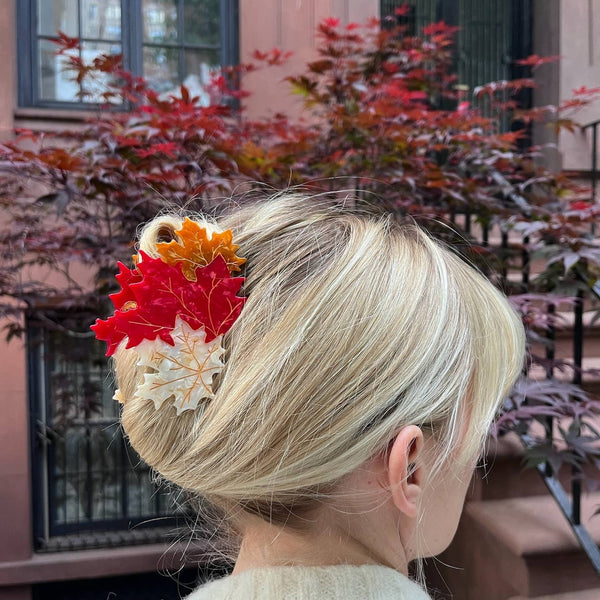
[{"xmin": 186, "ymin": 564, "xmax": 432, "ymax": 599}]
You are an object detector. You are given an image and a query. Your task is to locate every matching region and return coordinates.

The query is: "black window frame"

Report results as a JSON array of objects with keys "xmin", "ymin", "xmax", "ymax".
[
  {"xmin": 17, "ymin": 0, "xmax": 239, "ymax": 110},
  {"xmin": 27, "ymin": 314, "xmax": 185, "ymax": 551}
]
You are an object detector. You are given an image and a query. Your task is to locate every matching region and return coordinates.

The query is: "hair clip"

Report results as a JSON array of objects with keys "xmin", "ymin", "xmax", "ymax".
[{"xmin": 91, "ymin": 218, "xmax": 246, "ymax": 413}]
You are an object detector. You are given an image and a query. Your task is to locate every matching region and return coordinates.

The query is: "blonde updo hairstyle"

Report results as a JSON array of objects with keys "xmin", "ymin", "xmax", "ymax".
[{"xmin": 114, "ymin": 196, "xmax": 524, "ymax": 533}]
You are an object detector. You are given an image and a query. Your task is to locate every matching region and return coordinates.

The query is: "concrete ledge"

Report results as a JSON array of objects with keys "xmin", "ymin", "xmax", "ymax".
[
  {"xmin": 466, "ymin": 492, "xmax": 600, "ymax": 557},
  {"xmin": 508, "ymin": 589, "xmax": 600, "ymax": 600},
  {"xmin": 0, "ymin": 543, "xmax": 198, "ymax": 586}
]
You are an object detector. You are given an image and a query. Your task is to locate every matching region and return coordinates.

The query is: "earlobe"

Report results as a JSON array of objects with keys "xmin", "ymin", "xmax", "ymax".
[{"xmin": 385, "ymin": 425, "xmax": 424, "ymax": 519}]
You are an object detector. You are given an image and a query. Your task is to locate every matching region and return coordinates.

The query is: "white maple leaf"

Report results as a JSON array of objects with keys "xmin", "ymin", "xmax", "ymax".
[{"xmin": 133, "ymin": 316, "xmax": 224, "ymax": 414}]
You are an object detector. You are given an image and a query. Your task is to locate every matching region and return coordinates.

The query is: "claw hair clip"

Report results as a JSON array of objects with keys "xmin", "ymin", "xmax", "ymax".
[{"xmin": 92, "ymin": 218, "xmax": 246, "ymax": 414}]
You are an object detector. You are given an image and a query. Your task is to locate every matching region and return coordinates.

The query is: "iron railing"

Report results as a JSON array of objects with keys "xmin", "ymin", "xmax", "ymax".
[
  {"xmin": 583, "ymin": 119, "xmax": 600, "ymax": 204},
  {"xmin": 382, "ymin": 0, "xmax": 599, "ymax": 574},
  {"xmin": 453, "ymin": 196, "xmax": 600, "ymax": 575},
  {"xmin": 534, "ymin": 272, "xmax": 600, "ymax": 575}
]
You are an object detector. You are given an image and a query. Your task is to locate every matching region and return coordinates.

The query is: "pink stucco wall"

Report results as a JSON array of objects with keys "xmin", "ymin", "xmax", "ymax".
[
  {"xmin": 0, "ymin": 1, "xmax": 15, "ymax": 138},
  {"xmin": 0, "ymin": 321, "xmax": 31, "ymax": 596},
  {"xmin": 240, "ymin": 0, "xmax": 379, "ymax": 119}
]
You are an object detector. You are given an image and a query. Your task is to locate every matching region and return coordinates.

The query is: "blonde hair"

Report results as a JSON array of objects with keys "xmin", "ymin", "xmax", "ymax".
[{"xmin": 114, "ymin": 196, "xmax": 524, "ymax": 528}]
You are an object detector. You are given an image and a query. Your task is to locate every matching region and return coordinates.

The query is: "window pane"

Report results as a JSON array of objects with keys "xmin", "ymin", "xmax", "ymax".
[
  {"xmin": 80, "ymin": 41, "xmax": 123, "ymax": 102},
  {"xmin": 184, "ymin": 48, "xmax": 219, "ymax": 100},
  {"xmin": 38, "ymin": 39, "xmax": 79, "ymax": 101},
  {"xmin": 143, "ymin": 45, "xmax": 179, "ymax": 93},
  {"xmin": 37, "ymin": 0, "xmax": 78, "ymax": 37},
  {"xmin": 81, "ymin": 0, "xmax": 122, "ymax": 41},
  {"xmin": 90, "ymin": 423, "xmax": 121, "ymax": 520},
  {"xmin": 183, "ymin": 0, "xmax": 221, "ymax": 46},
  {"xmin": 127, "ymin": 468, "xmax": 155, "ymax": 517},
  {"xmin": 143, "ymin": 0, "xmax": 178, "ymax": 43},
  {"xmin": 56, "ymin": 428, "xmax": 87, "ymax": 524}
]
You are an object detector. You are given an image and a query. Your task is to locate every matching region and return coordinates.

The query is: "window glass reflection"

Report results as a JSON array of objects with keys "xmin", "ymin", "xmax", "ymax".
[
  {"xmin": 37, "ymin": 0, "xmax": 78, "ymax": 37},
  {"xmin": 81, "ymin": 0, "xmax": 122, "ymax": 40},
  {"xmin": 143, "ymin": 0, "xmax": 178, "ymax": 43},
  {"xmin": 183, "ymin": 0, "xmax": 221, "ymax": 46}
]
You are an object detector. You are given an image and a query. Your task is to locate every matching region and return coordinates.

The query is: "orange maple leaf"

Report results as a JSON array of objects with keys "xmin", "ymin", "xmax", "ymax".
[{"xmin": 156, "ymin": 218, "xmax": 246, "ymax": 280}]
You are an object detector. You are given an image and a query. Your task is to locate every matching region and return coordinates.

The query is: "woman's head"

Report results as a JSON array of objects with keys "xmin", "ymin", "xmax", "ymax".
[{"xmin": 113, "ymin": 196, "xmax": 524, "ymax": 560}]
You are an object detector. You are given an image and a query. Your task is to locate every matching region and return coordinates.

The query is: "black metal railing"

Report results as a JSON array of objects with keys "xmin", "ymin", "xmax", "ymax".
[
  {"xmin": 380, "ymin": 2, "xmax": 596, "ymax": 570},
  {"xmin": 455, "ymin": 189, "xmax": 600, "ymax": 575},
  {"xmin": 534, "ymin": 274, "xmax": 600, "ymax": 575},
  {"xmin": 28, "ymin": 319, "xmax": 183, "ymax": 551},
  {"xmin": 583, "ymin": 119, "xmax": 600, "ymax": 204}
]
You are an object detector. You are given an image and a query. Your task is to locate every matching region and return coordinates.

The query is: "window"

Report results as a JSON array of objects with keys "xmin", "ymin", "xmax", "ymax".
[
  {"xmin": 380, "ymin": 1, "xmax": 532, "ymax": 94},
  {"xmin": 28, "ymin": 316, "xmax": 183, "ymax": 551},
  {"xmin": 17, "ymin": 0, "xmax": 238, "ymax": 108},
  {"xmin": 381, "ymin": 0, "xmax": 532, "ymax": 126}
]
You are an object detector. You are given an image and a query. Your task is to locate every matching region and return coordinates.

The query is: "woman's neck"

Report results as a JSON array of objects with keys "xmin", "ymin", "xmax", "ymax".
[{"xmin": 232, "ymin": 513, "xmax": 409, "ymax": 576}]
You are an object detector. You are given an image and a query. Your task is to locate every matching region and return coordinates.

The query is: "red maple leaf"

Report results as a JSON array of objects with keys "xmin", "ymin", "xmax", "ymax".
[
  {"xmin": 109, "ymin": 262, "xmax": 143, "ymax": 310},
  {"xmin": 422, "ymin": 21, "xmax": 458, "ymax": 36},
  {"xmin": 92, "ymin": 253, "xmax": 245, "ymax": 356},
  {"xmin": 515, "ymin": 54, "xmax": 560, "ymax": 71},
  {"xmin": 570, "ymin": 200, "xmax": 592, "ymax": 211},
  {"xmin": 323, "ymin": 17, "xmax": 340, "ymax": 28},
  {"xmin": 573, "ymin": 85, "xmax": 600, "ymax": 96},
  {"xmin": 52, "ymin": 31, "xmax": 80, "ymax": 54},
  {"xmin": 136, "ymin": 142, "xmax": 178, "ymax": 159}
]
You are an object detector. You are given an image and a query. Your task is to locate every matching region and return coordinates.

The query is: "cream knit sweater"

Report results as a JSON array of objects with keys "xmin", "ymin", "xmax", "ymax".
[{"xmin": 185, "ymin": 564, "xmax": 433, "ymax": 599}]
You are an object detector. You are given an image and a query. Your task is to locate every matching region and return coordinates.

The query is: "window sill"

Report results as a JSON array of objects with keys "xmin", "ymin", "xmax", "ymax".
[
  {"xmin": 15, "ymin": 107, "xmax": 96, "ymax": 121},
  {"xmin": 13, "ymin": 107, "xmax": 112, "ymax": 132}
]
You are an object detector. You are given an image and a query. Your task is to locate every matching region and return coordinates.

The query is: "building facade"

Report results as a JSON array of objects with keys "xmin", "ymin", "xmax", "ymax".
[{"xmin": 0, "ymin": 1, "xmax": 598, "ymax": 599}]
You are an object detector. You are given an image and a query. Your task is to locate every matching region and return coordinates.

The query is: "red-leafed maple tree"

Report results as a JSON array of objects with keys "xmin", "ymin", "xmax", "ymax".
[{"xmin": 1, "ymin": 16, "xmax": 600, "ymax": 476}]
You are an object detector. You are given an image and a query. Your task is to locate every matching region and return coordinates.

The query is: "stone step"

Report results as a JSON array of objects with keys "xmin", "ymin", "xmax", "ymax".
[
  {"xmin": 426, "ymin": 493, "xmax": 600, "ymax": 600},
  {"xmin": 475, "ymin": 430, "xmax": 600, "ymax": 501},
  {"xmin": 527, "ymin": 356, "xmax": 600, "ymax": 396},
  {"xmin": 508, "ymin": 589, "xmax": 600, "ymax": 600},
  {"xmin": 529, "ymin": 311, "xmax": 600, "ymax": 371},
  {"xmin": 553, "ymin": 311, "xmax": 600, "ymax": 337}
]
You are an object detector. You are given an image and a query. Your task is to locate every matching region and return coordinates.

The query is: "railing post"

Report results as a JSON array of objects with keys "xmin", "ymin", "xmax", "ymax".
[
  {"xmin": 572, "ymin": 466, "xmax": 582, "ymax": 525},
  {"xmin": 592, "ymin": 123, "xmax": 597, "ymax": 204},
  {"xmin": 582, "ymin": 119, "xmax": 600, "ymax": 210},
  {"xmin": 572, "ymin": 287, "xmax": 585, "ymax": 525},
  {"xmin": 500, "ymin": 230, "xmax": 509, "ymax": 288},
  {"xmin": 521, "ymin": 235, "xmax": 530, "ymax": 289},
  {"xmin": 544, "ymin": 302, "xmax": 556, "ymax": 478},
  {"xmin": 573, "ymin": 289, "xmax": 584, "ymax": 386}
]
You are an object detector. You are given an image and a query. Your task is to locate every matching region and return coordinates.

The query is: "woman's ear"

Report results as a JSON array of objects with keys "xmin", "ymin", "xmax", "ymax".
[{"xmin": 384, "ymin": 425, "xmax": 424, "ymax": 519}]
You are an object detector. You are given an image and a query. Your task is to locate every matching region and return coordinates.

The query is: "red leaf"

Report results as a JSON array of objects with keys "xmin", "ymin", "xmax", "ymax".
[
  {"xmin": 570, "ymin": 200, "xmax": 592, "ymax": 211},
  {"xmin": 323, "ymin": 17, "xmax": 340, "ymax": 28},
  {"xmin": 394, "ymin": 4, "xmax": 410, "ymax": 16},
  {"xmin": 422, "ymin": 21, "xmax": 457, "ymax": 36},
  {"xmin": 92, "ymin": 253, "xmax": 245, "ymax": 356},
  {"xmin": 52, "ymin": 31, "xmax": 80, "ymax": 53},
  {"xmin": 136, "ymin": 142, "xmax": 179, "ymax": 159},
  {"xmin": 37, "ymin": 148, "xmax": 85, "ymax": 171},
  {"xmin": 573, "ymin": 85, "xmax": 600, "ymax": 96},
  {"xmin": 515, "ymin": 54, "xmax": 560, "ymax": 71},
  {"xmin": 109, "ymin": 262, "xmax": 142, "ymax": 310}
]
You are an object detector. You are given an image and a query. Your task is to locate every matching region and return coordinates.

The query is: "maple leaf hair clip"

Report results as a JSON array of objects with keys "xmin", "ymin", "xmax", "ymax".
[{"xmin": 91, "ymin": 218, "xmax": 246, "ymax": 414}]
